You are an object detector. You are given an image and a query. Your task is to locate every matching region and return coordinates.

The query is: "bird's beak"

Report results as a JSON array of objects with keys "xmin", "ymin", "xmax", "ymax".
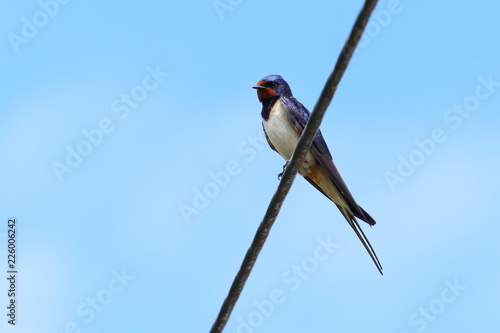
[{"xmin": 252, "ymin": 85, "xmax": 265, "ymax": 89}]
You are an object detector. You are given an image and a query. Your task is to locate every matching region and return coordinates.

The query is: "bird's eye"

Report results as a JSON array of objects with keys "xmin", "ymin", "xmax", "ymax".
[{"xmin": 268, "ymin": 82, "xmax": 278, "ymax": 88}]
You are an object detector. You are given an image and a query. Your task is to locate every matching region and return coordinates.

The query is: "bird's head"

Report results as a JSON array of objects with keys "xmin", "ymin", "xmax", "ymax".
[{"xmin": 252, "ymin": 74, "xmax": 292, "ymax": 102}]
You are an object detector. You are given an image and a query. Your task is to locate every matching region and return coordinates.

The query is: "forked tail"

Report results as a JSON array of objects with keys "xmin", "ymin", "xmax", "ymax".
[{"xmin": 336, "ymin": 204, "xmax": 383, "ymax": 274}]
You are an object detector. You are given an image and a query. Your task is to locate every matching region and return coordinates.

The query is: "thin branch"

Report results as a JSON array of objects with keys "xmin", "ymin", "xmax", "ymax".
[{"xmin": 210, "ymin": 1, "xmax": 378, "ymax": 332}]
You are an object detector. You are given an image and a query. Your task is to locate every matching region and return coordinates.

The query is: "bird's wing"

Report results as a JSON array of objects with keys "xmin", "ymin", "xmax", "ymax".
[
  {"xmin": 281, "ymin": 97, "xmax": 382, "ymax": 274},
  {"xmin": 280, "ymin": 97, "xmax": 376, "ymax": 225}
]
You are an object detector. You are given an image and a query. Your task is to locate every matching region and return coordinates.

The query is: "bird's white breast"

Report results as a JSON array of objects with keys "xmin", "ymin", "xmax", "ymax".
[{"xmin": 263, "ymin": 100, "xmax": 316, "ymax": 174}]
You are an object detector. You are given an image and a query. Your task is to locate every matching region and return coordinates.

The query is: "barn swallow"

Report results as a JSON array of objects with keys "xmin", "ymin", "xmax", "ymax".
[{"xmin": 253, "ymin": 74, "xmax": 383, "ymax": 274}]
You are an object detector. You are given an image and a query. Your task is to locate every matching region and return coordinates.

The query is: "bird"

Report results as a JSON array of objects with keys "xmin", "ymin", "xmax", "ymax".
[{"xmin": 252, "ymin": 74, "xmax": 383, "ymax": 275}]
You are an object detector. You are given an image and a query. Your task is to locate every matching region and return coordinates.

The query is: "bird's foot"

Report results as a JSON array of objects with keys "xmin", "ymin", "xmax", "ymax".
[{"xmin": 277, "ymin": 160, "xmax": 289, "ymax": 180}]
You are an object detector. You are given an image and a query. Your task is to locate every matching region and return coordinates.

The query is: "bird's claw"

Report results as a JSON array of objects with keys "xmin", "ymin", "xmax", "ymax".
[{"xmin": 277, "ymin": 160, "xmax": 289, "ymax": 180}]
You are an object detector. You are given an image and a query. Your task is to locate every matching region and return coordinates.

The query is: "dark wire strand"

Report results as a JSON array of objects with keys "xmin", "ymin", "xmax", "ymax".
[{"xmin": 210, "ymin": 1, "xmax": 379, "ymax": 332}]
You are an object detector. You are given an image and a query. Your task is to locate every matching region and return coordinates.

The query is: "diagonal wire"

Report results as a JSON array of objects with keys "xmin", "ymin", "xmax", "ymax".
[{"xmin": 210, "ymin": 1, "xmax": 378, "ymax": 332}]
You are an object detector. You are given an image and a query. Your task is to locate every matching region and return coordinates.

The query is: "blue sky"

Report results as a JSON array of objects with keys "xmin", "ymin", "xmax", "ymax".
[{"xmin": 1, "ymin": 0, "xmax": 500, "ymax": 332}]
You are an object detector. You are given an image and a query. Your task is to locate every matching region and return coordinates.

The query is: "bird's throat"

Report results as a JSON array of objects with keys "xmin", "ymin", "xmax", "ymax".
[{"xmin": 260, "ymin": 96, "xmax": 279, "ymax": 121}]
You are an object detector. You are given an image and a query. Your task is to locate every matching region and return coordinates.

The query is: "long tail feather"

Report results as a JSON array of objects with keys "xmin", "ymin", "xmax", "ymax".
[{"xmin": 336, "ymin": 204, "xmax": 383, "ymax": 275}]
